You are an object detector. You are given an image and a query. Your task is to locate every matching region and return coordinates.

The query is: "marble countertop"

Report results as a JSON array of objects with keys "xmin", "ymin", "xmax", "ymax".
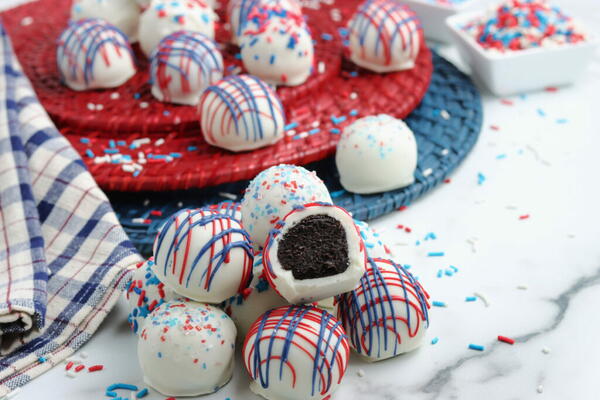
[{"xmin": 5, "ymin": 0, "xmax": 600, "ymax": 399}]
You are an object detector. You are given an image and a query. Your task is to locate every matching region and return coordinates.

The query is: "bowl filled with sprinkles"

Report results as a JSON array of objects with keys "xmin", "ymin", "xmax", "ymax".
[{"xmin": 446, "ymin": 0, "xmax": 598, "ymax": 96}]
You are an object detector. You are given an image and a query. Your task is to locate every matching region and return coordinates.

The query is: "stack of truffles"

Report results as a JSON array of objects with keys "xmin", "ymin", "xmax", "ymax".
[{"xmin": 126, "ymin": 164, "xmax": 431, "ymax": 400}]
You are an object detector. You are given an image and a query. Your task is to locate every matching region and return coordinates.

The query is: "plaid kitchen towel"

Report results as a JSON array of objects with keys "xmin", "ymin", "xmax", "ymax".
[{"xmin": 0, "ymin": 23, "xmax": 142, "ymax": 395}]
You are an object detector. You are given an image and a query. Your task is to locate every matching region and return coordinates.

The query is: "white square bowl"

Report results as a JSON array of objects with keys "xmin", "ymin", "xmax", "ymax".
[
  {"xmin": 446, "ymin": 11, "xmax": 599, "ymax": 96},
  {"xmin": 402, "ymin": 0, "xmax": 491, "ymax": 43}
]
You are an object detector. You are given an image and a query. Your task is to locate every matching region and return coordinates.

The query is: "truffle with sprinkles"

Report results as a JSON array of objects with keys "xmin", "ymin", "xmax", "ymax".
[
  {"xmin": 337, "ymin": 258, "xmax": 431, "ymax": 361},
  {"xmin": 239, "ymin": 14, "xmax": 314, "ymax": 86},
  {"xmin": 152, "ymin": 209, "xmax": 254, "ymax": 304},
  {"xmin": 56, "ymin": 18, "xmax": 136, "ymax": 91},
  {"xmin": 462, "ymin": 0, "xmax": 586, "ymax": 51},
  {"xmin": 138, "ymin": 0, "xmax": 217, "ymax": 57},
  {"xmin": 242, "ymin": 305, "xmax": 350, "ymax": 400},
  {"xmin": 138, "ymin": 300, "xmax": 236, "ymax": 396},
  {"xmin": 125, "ymin": 257, "xmax": 177, "ymax": 335},
  {"xmin": 150, "ymin": 31, "xmax": 223, "ymax": 105},
  {"xmin": 241, "ymin": 164, "xmax": 333, "ymax": 249},
  {"xmin": 200, "ymin": 74, "xmax": 285, "ymax": 152},
  {"xmin": 346, "ymin": 0, "xmax": 422, "ymax": 72},
  {"xmin": 70, "ymin": 0, "xmax": 140, "ymax": 41}
]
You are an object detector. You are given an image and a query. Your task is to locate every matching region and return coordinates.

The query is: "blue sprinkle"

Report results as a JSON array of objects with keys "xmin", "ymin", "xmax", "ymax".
[
  {"xmin": 496, "ymin": 154, "xmax": 507, "ymax": 160},
  {"xmin": 187, "ymin": 146, "xmax": 198, "ymax": 151},
  {"xmin": 117, "ymin": 140, "xmax": 126, "ymax": 146},
  {"xmin": 104, "ymin": 149, "xmax": 119, "ymax": 154},
  {"xmin": 163, "ymin": 110, "xmax": 171, "ymax": 116},
  {"xmin": 469, "ymin": 344, "xmax": 485, "ymax": 351},
  {"xmin": 437, "ymin": 269, "xmax": 443, "ymax": 278},
  {"xmin": 477, "ymin": 172, "xmax": 486, "ymax": 185},
  {"xmin": 129, "ymin": 143, "xmax": 139, "ymax": 149},
  {"xmin": 537, "ymin": 108, "xmax": 546, "ymax": 117},
  {"xmin": 234, "ymin": 53, "xmax": 242, "ymax": 60},
  {"xmin": 170, "ymin": 152, "xmax": 182, "ymax": 158},
  {"xmin": 79, "ymin": 137, "xmax": 90, "ymax": 144},
  {"xmin": 338, "ymin": 27, "xmax": 349, "ymax": 37},
  {"xmin": 432, "ymin": 301, "xmax": 446, "ymax": 307},
  {"xmin": 109, "ymin": 140, "xmax": 116, "ymax": 148},
  {"xmin": 85, "ymin": 149, "xmax": 95, "ymax": 158},
  {"xmin": 269, "ymin": 54, "xmax": 276, "ymax": 64},
  {"xmin": 107, "ymin": 384, "xmax": 138, "ymax": 392},
  {"xmin": 308, "ymin": 128, "xmax": 320, "ymax": 135},
  {"xmin": 431, "ymin": 337, "xmax": 439, "ymax": 345},
  {"xmin": 284, "ymin": 122, "xmax": 299, "ymax": 131},
  {"xmin": 134, "ymin": 93, "xmax": 141, "ymax": 100},
  {"xmin": 106, "ymin": 390, "xmax": 118, "ymax": 398},
  {"xmin": 330, "ymin": 190, "xmax": 346, "ymax": 198},
  {"xmin": 349, "ymin": 71, "xmax": 358, "ymax": 77},
  {"xmin": 331, "ymin": 115, "xmax": 347, "ymax": 125},
  {"xmin": 321, "ymin": 33, "xmax": 333, "ymax": 40},
  {"xmin": 330, "ymin": 128, "xmax": 341, "ymax": 134},
  {"xmin": 427, "ymin": 252, "xmax": 445, "ymax": 257},
  {"xmin": 444, "ymin": 269, "xmax": 454, "ymax": 277},
  {"xmin": 133, "ymin": 170, "xmax": 141, "ymax": 177},
  {"xmin": 465, "ymin": 296, "xmax": 477, "ymax": 302},
  {"xmin": 349, "ymin": 109, "xmax": 359, "ymax": 116},
  {"xmin": 450, "ymin": 265, "xmax": 459, "ymax": 272},
  {"xmin": 38, "ymin": 357, "xmax": 46, "ymax": 363},
  {"xmin": 136, "ymin": 388, "xmax": 149, "ymax": 398},
  {"xmin": 556, "ymin": 118, "xmax": 568, "ymax": 124},
  {"xmin": 415, "ymin": 240, "xmax": 421, "ymax": 246}
]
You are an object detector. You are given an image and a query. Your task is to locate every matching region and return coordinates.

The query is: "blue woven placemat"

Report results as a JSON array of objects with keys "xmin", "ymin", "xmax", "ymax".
[{"xmin": 109, "ymin": 52, "xmax": 483, "ymax": 256}]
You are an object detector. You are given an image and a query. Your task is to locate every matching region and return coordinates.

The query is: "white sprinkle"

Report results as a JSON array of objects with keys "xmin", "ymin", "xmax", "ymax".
[
  {"xmin": 79, "ymin": 352, "xmax": 88, "ymax": 359},
  {"xmin": 517, "ymin": 285, "xmax": 528, "ymax": 290},
  {"xmin": 110, "ymin": 92, "xmax": 120, "ymax": 100},
  {"xmin": 506, "ymin": 205, "xmax": 518, "ymax": 210},
  {"xmin": 230, "ymin": 66, "xmax": 243, "ymax": 75},
  {"xmin": 177, "ymin": 202, "xmax": 183, "ymax": 208},
  {"xmin": 295, "ymin": 131, "xmax": 308, "ymax": 140},
  {"xmin": 473, "ymin": 292, "xmax": 490, "ymax": 307},
  {"xmin": 394, "ymin": 242, "xmax": 410, "ymax": 246},
  {"xmin": 111, "ymin": 154, "xmax": 122, "ymax": 162},
  {"xmin": 155, "ymin": 138, "xmax": 165, "ymax": 146},
  {"xmin": 134, "ymin": 138, "xmax": 151, "ymax": 146},
  {"xmin": 537, "ymin": 385, "xmax": 544, "ymax": 394},
  {"xmin": 350, "ymin": 92, "xmax": 358, "ymax": 100},
  {"xmin": 66, "ymin": 371, "xmax": 78, "ymax": 378},
  {"xmin": 318, "ymin": 61, "xmax": 325, "ymax": 74},
  {"xmin": 542, "ymin": 347, "xmax": 551, "ymax": 354},
  {"xmin": 422, "ymin": 168, "xmax": 433, "ymax": 177},
  {"xmin": 87, "ymin": 103, "xmax": 96, "ymax": 111},
  {"xmin": 143, "ymin": 199, "xmax": 150, "ymax": 207},
  {"xmin": 132, "ymin": 218, "xmax": 146, "ymax": 224},
  {"xmin": 21, "ymin": 16, "xmax": 34, "ymax": 26},
  {"xmin": 219, "ymin": 192, "xmax": 238, "ymax": 201},
  {"xmin": 95, "ymin": 104, "xmax": 104, "ymax": 111},
  {"xmin": 139, "ymin": 102, "xmax": 149, "ymax": 109},
  {"xmin": 137, "ymin": 158, "xmax": 147, "ymax": 165},
  {"xmin": 440, "ymin": 109, "xmax": 451, "ymax": 120},
  {"xmin": 165, "ymin": 156, "xmax": 174, "ymax": 163},
  {"xmin": 311, "ymin": 120, "xmax": 320, "ymax": 128},
  {"xmin": 122, "ymin": 164, "xmax": 135, "ymax": 173},
  {"xmin": 440, "ymin": 148, "xmax": 449, "ymax": 156},
  {"xmin": 357, "ymin": 369, "xmax": 365, "ymax": 377},
  {"xmin": 138, "ymin": 152, "xmax": 146, "ymax": 160},
  {"xmin": 286, "ymin": 129, "xmax": 296, "ymax": 136},
  {"xmin": 93, "ymin": 156, "xmax": 109, "ymax": 165},
  {"xmin": 174, "ymin": 117, "xmax": 182, "ymax": 125},
  {"xmin": 132, "ymin": 163, "xmax": 143, "ymax": 171}
]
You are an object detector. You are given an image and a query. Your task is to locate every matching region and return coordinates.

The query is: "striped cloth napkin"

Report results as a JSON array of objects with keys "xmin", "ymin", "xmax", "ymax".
[{"xmin": 0, "ymin": 24, "xmax": 141, "ymax": 395}]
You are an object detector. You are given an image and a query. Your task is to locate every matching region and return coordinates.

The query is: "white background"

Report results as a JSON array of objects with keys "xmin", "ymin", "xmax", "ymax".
[{"xmin": 3, "ymin": 0, "xmax": 600, "ymax": 399}]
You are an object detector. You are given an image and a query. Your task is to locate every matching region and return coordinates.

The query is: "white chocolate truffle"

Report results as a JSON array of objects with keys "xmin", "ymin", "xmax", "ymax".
[
  {"xmin": 347, "ymin": 0, "xmax": 421, "ymax": 72},
  {"xmin": 336, "ymin": 114, "xmax": 418, "ymax": 194},
  {"xmin": 150, "ymin": 31, "xmax": 223, "ymax": 105},
  {"xmin": 243, "ymin": 306, "xmax": 349, "ymax": 400},
  {"xmin": 263, "ymin": 202, "xmax": 367, "ymax": 304},
  {"xmin": 138, "ymin": 0, "xmax": 217, "ymax": 57},
  {"xmin": 222, "ymin": 253, "xmax": 287, "ymax": 337},
  {"xmin": 200, "ymin": 75, "xmax": 285, "ymax": 152},
  {"xmin": 71, "ymin": 0, "xmax": 140, "ymax": 41},
  {"xmin": 337, "ymin": 258, "xmax": 430, "ymax": 361},
  {"xmin": 57, "ymin": 18, "xmax": 136, "ymax": 91},
  {"xmin": 241, "ymin": 164, "xmax": 332, "ymax": 249},
  {"xmin": 240, "ymin": 16, "xmax": 314, "ymax": 86},
  {"xmin": 354, "ymin": 219, "xmax": 390, "ymax": 259},
  {"xmin": 152, "ymin": 209, "xmax": 254, "ymax": 304},
  {"xmin": 202, "ymin": 202, "xmax": 243, "ymax": 222},
  {"xmin": 227, "ymin": 0, "xmax": 302, "ymax": 45},
  {"xmin": 125, "ymin": 257, "xmax": 176, "ymax": 335},
  {"xmin": 138, "ymin": 300, "xmax": 236, "ymax": 396}
]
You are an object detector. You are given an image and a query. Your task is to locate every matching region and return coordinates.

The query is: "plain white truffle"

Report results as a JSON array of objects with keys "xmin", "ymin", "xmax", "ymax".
[
  {"xmin": 138, "ymin": 300, "xmax": 236, "ymax": 396},
  {"xmin": 336, "ymin": 114, "xmax": 418, "ymax": 194}
]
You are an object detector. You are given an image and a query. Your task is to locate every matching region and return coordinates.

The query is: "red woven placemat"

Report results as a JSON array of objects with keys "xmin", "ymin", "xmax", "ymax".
[{"xmin": 2, "ymin": 0, "xmax": 433, "ymax": 192}]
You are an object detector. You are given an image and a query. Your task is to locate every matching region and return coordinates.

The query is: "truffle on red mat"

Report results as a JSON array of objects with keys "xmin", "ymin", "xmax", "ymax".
[{"xmin": 263, "ymin": 202, "xmax": 366, "ymax": 304}]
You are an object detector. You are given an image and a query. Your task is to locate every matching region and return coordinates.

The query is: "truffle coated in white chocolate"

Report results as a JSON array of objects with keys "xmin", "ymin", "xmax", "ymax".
[
  {"xmin": 222, "ymin": 253, "xmax": 287, "ymax": 338},
  {"xmin": 263, "ymin": 202, "xmax": 367, "ymax": 304},
  {"xmin": 125, "ymin": 257, "xmax": 176, "ymax": 335},
  {"xmin": 241, "ymin": 164, "xmax": 332, "ymax": 249},
  {"xmin": 200, "ymin": 75, "xmax": 285, "ymax": 152},
  {"xmin": 337, "ymin": 258, "xmax": 430, "ymax": 361},
  {"xmin": 71, "ymin": 0, "xmax": 140, "ymax": 41},
  {"xmin": 138, "ymin": 0, "xmax": 217, "ymax": 57},
  {"xmin": 240, "ymin": 16, "xmax": 314, "ymax": 86},
  {"xmin": 242, "ymin": 306, "xmax": 349, "ymax": 400},
  {"xmin": 347, "ymin": 0, "xmax": 421, "ymax": 72},
  {"xmin": 138, "ymin": 300, "xmax": 236, "ymax": 396},
  {"xmin": 150, "ymin": 31, "xmax": 223, "ymax": 105},
  {"xmin": 227, "ymin": 0, "xmax": 302, "ymax": 45},
  {"xmin": 152, "ymin": 209, "xmax": 254, "ymax": 304},
  {"xmin": 57, "ymin": 18, "xmax": 136, "ymax": 91},
  {"xmin": 336, "ymin": 114, "xmax": 418, "ymax": 194}
]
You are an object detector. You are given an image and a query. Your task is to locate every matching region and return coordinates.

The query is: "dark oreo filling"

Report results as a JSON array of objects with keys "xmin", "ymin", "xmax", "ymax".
[{"xmin": 277, "ymin": 214, "xmax": 349, "ymax": 280}]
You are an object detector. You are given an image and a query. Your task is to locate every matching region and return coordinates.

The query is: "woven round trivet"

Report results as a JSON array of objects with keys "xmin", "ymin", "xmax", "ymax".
[
  {"xmin": 108, "ymin": 52, "xmax": 483, "ymax": 256},
  {"xmin": 3, "ymin": 0, "xmax": 433, "ymax": 191}
]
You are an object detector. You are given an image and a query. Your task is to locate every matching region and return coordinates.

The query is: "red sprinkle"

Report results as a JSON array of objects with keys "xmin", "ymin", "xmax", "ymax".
[
  {"xmin": 500, "ymin": 99, "xmax": 514, "ymax": 106},
  {"xmin": 444, "ymin": 178, "xmax": 451, "ymax": 183},
  {"xmin": 545, "ymin": 87, "xmax": 559, "ymax": 92},
  {"xmin": 396, "ymin": 224, "xmax": 404, "ymax": 229},
  {"xmin": 498, "ymin": 335, "xmax": 515, "ymax": 345},
  {"xmin": 166, "ymin": 398, "xmax": 177, "ymax": 400},
  {"xmin": 404, "ymin": 227, "xmax": 412, "ymax": 233},
  {"xmin": 519, "ymin": 214, "xmax": 530, "ymax": 220},
  {"xmin": 490, "ymin": 125, "xmax": 500, "ymax": 131},
  {"xmin": 397, "ymin": 205, "xmax": 408, "ymax": 212},
  {"xmin": 65, "ymin": 361, "xmax": 74, "ymax": 371},
  {"xmin": 150, "ymin": 210, "xmax": 163, "ymax": 217},
  {"xmin": 88, "ymin": 365, "xmax": 104, "ymax": 372},
  {"xmin": 74, "ymin": 365, "xmax": 85, "ymax": 373}
]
